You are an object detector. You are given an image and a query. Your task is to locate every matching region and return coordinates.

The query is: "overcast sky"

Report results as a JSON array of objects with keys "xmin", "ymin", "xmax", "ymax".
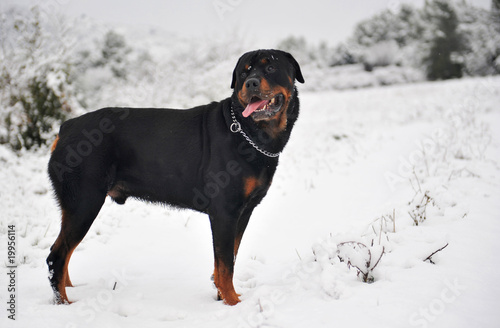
[{"xmin": 4, "ymin": 0, "xmax": 494, "ymax": 46}]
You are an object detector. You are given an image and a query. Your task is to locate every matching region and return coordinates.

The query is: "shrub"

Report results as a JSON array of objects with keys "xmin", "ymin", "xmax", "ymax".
[
  {"xmin": 0, "ymin": 6, "xmax": 73, "ymax": 150},
  {"xmin": 17, "ymin": 76, "xmax": 69, "ymax": 150}
]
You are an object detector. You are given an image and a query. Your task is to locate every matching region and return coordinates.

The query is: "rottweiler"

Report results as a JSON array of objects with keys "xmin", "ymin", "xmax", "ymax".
[{"xmin": 47, "ymin": 49, "xmax": 304, "ymax": 306}]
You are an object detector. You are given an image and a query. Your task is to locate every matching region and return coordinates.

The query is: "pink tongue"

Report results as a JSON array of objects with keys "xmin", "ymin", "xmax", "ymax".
[{"xmin": 242, "ymin": 99, "xmax": 269, "ymax": 118}]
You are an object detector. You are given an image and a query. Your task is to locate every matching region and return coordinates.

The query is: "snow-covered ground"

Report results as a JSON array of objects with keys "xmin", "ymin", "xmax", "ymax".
[{"xmin": 1, "ymin": 76, "xmax": 500, "ymax": 328}]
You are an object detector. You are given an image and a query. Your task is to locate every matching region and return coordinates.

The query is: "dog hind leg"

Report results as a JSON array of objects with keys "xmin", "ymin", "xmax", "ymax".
[{"xmin": 47, "ymin": 187, "xmax": 106, "ymax": 304}]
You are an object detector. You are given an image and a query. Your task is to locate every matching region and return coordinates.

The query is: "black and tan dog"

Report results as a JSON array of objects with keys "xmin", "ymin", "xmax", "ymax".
[{"xmin": 47, "ymin": 49, "xmax": 304, "ymax": 305}]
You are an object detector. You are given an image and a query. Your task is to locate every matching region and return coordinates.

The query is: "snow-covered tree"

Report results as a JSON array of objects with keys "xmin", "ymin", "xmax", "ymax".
[
  {"xmin": 454, "ymin": 1, "xmax": 499, "ymax": 75},
  {"xmin": 97, "ymin": 30, "xmax": 131, "ymax": 79},
  {"xmin": 422, "ymin": 0, "xmax": 467, "ymax": 80},
  {"xmin": 346, "ymin": 0, "xmax": 498, "ymax": 79}
]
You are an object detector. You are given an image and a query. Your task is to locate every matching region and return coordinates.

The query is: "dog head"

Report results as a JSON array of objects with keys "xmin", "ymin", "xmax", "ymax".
[{"xmin": 231, "ymin": 49, "xmax": 304, "ymax": 122}]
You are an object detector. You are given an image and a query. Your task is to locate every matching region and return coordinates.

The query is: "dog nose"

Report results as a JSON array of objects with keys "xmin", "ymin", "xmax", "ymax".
[{"xmin": 245, "ymin": 78, "xmax": 260, "ymax": 91}]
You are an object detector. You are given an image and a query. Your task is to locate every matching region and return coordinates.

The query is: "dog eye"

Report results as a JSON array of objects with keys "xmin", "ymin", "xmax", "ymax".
[{"xmin": 266, "ymin": 65, "xmax": 276, "ymax": 73}]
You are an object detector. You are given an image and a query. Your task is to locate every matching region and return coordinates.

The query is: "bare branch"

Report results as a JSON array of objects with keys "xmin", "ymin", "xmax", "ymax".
[
  {"xmin": 424, "ymin": 243, "xmax": 449, "ymax": 264},
  {"xmin": 370, "ymin": 246, "xmax": 385, "ymax": 271}
]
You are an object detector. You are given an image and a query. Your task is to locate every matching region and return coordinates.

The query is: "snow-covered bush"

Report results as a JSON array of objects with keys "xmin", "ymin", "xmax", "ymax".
[
  {"xmin": 361, "ymin": 40, "xmax": 401, "ymax": 71},
  {"xmin": 337, "ymin": 241, "xmax": 385, "ymax": 283},
  {"xmin": 300, "ymin": 64, "xmax": 425, "ymax": 92},
  {"xmin": 0, "ymin": 6, "xmax": 75, "ymax": 150}
]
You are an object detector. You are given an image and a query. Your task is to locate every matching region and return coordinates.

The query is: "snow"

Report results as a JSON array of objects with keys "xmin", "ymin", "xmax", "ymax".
[{"xmin": 1, "ymin": 76, "xmax": 500, "ymax": 328}]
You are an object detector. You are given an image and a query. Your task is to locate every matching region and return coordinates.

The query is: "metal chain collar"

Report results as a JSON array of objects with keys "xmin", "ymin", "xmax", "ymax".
[{"xmin": 229, "ymin": 107, "xmax": 280, "ymax": 158}]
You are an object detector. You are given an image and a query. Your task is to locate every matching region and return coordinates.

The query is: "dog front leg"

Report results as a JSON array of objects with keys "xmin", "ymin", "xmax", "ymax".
[{"xmin": 209, "ymin": 215, "xmax": 240, "ymax": 305}]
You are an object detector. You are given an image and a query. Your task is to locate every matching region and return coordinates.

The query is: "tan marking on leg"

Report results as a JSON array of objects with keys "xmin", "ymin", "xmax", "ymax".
[
  {"xmin": 213, "ymin": 261, "xmax": 240, "ymax": 305},
  {"xmin": 244, "ymin": 176, "xmax": 261, "ymax": 198}
]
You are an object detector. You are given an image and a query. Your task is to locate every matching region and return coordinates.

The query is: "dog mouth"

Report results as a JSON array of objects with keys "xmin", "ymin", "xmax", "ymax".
[{"xmin": 242, "ymin": 94, "xmax": 284, "ymax": 119}]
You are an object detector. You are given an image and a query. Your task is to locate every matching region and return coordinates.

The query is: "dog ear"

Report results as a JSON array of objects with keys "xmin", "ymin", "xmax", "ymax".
[
  {"xmin": 283, "ymin": 52, "xmax": 305, "ymax": 84},
  {"xmin": 231, "ymin": 65, "xmax": 238, "ymax": 89},
  {"xmin": 231, "ymin": 55, "xmax": 245, "ymax": 89}
]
